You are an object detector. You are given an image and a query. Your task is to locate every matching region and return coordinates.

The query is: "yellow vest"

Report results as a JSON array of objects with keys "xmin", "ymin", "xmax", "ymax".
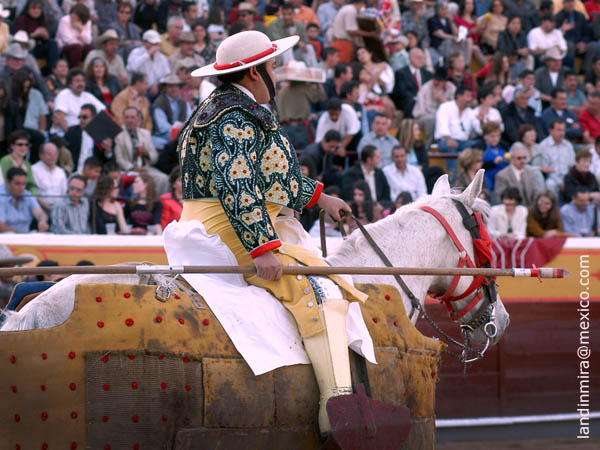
[{"xmin": 181, "ymin": 200, "xmax": 368, "ymax": 337}]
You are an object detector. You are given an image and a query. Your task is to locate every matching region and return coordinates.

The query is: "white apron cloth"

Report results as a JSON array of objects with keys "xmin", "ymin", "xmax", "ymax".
[{"xmin": 163, "ymin": 216, "xmax": 377, "ymax": 376}]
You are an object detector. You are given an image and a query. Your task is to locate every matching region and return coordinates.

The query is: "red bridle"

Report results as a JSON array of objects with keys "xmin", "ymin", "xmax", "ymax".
[{"xmin": 420, "ymin": 205, "xmax": 495, "ymax": 321}]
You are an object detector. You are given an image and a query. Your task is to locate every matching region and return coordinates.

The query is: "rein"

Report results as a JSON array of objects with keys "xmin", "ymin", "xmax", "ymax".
[{"xmin": 319, "ymin": 203, "xmax": 497, "ymax": 365}]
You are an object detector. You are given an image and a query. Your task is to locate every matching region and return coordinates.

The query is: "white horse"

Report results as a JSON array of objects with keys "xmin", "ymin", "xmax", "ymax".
[{"xmin": 0, "ymin": 171, "xmax": 509, "ymax": 349}]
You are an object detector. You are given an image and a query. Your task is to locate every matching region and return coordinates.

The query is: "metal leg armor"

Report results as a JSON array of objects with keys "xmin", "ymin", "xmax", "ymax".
[{"xmin": 302, "ymin": 299, "xmax": 353, "ymax": 434}]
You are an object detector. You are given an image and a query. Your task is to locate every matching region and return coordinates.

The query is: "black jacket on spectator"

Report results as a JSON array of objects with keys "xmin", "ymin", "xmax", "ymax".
[
  {"xmin": 134, "ymin": 1, "xmax": 160, "ymax": 31},
  {"xmin": 535, "ymin": 66, "xmax": 568, "ymax": 98},
  {"xmin": 156, "ymin": 138, "xmax": 179, "ymax": 175},
  {"xmin": 85, "ymin": 76, "xmax": 123, "ymax": 107},
  {"xmin": 503, "ymin": 0, "xmax": 540, "ymax": 33},
  {"xmin": 391, "ymin": 66, "xmax": 433, "ymax": 117},
  {"xmin": 501, "ymin": 102, "xmax": 544, "ymax": 144},
  {"xmin": 341, "ymin": 164, "xmax": 391, "ymax": 207},
  {"xmin": 555, "ymin": 9, "xmax": 591, "ymax": 44},
  {"xmin": 64, "ymin": 125, "xmax": 115, "ymax": 168},
  {"xmin": 303, "ymin": 141, "xmax": 344, "ymax": 188},
  {"xmin": 0, "ymin": 100, "xmax": 21, "ymax": 155},
  {"xmin": 157, "ymin": 0, "xmax": 185, "ymax": 32},
  {"xmin": 563, "ymin": 167, "xmax": 600, "ymax": 203},
  {"xmin": 497, "ymin": 29, "xmax": 528, "ymax": 56}
]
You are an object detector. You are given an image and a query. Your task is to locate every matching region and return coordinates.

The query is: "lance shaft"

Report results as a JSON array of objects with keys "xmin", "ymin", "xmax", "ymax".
[{"xmin": 0, "ymin": 265, "xmax": 569, "ymax": 278}]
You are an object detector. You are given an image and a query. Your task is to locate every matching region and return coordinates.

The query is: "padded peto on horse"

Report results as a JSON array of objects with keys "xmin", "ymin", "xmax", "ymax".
[{"xmin": 0, "ymin": 279, "xmax": 443, "ymax": 449}]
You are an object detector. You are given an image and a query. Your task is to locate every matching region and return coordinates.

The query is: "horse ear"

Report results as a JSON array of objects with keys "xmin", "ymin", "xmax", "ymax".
[
  {"xmin": 461, "ymin": 169, "xmax": 484, "ymax": 208},
  {"xmin": 432, "ymin": 174, "xmax": 451, "ymax": 196}
]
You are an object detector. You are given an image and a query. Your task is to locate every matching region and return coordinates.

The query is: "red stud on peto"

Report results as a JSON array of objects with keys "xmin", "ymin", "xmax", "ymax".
[{"xmin": 68, "ymin": 351, "xmax": 76, "ymax": 359}]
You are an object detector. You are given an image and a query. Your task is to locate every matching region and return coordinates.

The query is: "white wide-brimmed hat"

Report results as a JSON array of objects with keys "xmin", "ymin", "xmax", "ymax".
[
  {"xmin": 0, "ymin": 4, "xmax": 10, "ymax": 19},
  {"xmin": 191, "ymin": 30, "xmax": 299, "ymax": 78},
  {"xmin": 11, "ymin": 30, "xmax": 35, "ymax": 50}
]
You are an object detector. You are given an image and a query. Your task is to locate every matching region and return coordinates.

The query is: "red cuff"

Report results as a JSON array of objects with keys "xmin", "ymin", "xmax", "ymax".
[
  {"xmin": 250, "ymin": 239, "xmax": 282, "ymax": 258},
  {"xmin": 305, "ymin": 182, "xmax": 323, "ymax": 208}
]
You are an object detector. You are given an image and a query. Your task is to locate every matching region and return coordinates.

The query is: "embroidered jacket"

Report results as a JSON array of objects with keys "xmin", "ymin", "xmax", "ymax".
[{"xmin": 179, "ymin": 84, "xmax": 323, "ymax": 257}]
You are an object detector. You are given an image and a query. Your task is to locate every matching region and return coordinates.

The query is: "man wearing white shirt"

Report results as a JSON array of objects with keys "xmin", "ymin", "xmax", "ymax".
[
  {"xmin": 383, "ymin": 146, "xmax": 427, "ymax": 201},
  {"xmin": 434, "ymin": 86, "xmax": 478, "ymax": 171},
  {"xmin": 527, "ymin": 14, "xmax": 567, "ymax": 65},
  {"xmin": 53, "ymin": 68, "xmax": 106, "ymax": 134},
  {"xmin": 32, "ymin": 142, "xmax": 67, "ymax": 213},
  {"xmin": 315, "ymin": 98, "xmax": 361, "ymax": 158},
  {"xmin": 127, "ymin": 30, "xmax": 171, "ymax": 98}
]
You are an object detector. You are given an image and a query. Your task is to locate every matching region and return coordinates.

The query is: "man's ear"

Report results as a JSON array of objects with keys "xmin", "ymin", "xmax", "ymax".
[{"xmin": 247, "ymin": 66, "xmax": 261, "ymax": 82}]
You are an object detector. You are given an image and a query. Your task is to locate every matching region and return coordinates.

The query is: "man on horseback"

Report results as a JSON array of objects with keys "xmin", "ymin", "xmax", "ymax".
[{"xmin": 172, "ymin": 30, "xmax": 369, "ymax": 434}]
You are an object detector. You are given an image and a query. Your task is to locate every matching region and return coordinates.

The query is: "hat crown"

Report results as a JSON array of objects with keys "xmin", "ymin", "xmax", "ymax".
[
  {"xmin": 215, "ymin": 31, "xmax": 273, "ymax": 68},
  {"xmin": 13, "ymin": 30, "xmax": 29, "ymax": 43},
  {"xmin": 5, "ymin": 42, "xmax": 27, "ymax": 59}
]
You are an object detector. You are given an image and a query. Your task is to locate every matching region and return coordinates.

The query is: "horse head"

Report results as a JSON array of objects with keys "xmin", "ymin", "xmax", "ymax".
[{"xmin": 426, "ymin": 169, "xmax": 510, "ymax": 351}]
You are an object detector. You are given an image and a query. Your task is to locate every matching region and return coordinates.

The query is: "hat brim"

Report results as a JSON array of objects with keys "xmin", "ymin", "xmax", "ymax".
[{"xmin": 191, "ymin": 35, "xmax": 299, "ymax": 78}]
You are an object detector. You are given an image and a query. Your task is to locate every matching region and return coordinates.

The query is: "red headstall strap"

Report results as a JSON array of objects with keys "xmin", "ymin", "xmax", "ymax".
[{"xmin": 420, "ymin": 205, "xmax": 492, "ymax": 321}]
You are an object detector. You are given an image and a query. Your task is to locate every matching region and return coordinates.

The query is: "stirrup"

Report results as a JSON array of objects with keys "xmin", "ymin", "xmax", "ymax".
[{"xmin": 322, "ymin": 384, "xmax": 412, "ymax": 450}]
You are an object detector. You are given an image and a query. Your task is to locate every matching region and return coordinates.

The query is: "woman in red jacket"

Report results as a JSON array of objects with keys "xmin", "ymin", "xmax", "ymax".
[{"xmin": 160, "ymin": 166, "xmax": 183, "ymax": 228}]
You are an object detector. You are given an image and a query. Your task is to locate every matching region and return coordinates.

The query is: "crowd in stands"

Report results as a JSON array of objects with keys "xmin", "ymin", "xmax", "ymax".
[{"xmin": 0, "ymin": 0, "xmax": 598, "ymax": 239}]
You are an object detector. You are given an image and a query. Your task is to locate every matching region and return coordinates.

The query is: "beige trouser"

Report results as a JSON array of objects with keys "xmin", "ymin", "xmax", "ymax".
[{"xmin": 303, "ymin": 299, "xmax": 353, "ymax": 434}]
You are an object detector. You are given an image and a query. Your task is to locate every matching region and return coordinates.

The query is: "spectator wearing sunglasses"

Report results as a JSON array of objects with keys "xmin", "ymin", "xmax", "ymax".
[
  {"xmin": 50, "ymin": 174, "xmax": 90, "ymax": 234},
  {"xmin": 0, "ymin": 130, "xmax": 39, "ymax": 194}
]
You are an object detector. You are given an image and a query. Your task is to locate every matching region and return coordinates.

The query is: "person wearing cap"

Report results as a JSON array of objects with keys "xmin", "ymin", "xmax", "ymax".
[
  {"xmin": 1, "ymin": 42, "xmax": 53, "ymax": 103},
  {"xmin": 229, "ymin": 2, "xmax": 269, "ymax": 35},
  {"xmin": 161, "ymin": 15, "xmax": 186, "ymax": 57},
  {"xmin": 56, "ymin": 4, "xmax": 93, "ymax": 67},
  {"xmin": 13, "ymin": 0, "xmax": 60, "ymax": 74},
  {"xmin": 534, "ymin": 47, "xmax": 569, "ymax": 103},
  {"xmin": 0, "ymin": 167, "xmax": 49, "ymax": 234},
  {"xmin": 269, "ymin": 3, "xmax": 318, "ymax": 68},
  {"xmin": 5, "ymin": 31, "xmax": 42, "ymax": 79},
  {"xmin": 389, "ymin": 35, "xmax": 410, "ymax": 72},
  {"xmin": 0, "ymin": 244, "xmax": 34, "ymax": 308},
  {"xmin": 412, "ymin": 66, "xmax": 456, "ymax": 144},
  {"xmin": 83, "ymin": 29, "xmax": 129, "ymax": 87},
  {"xmin": 151, "ymin": 74, "xmax": 190, "ymax": 149},
  {"xmin": 168, "ymin": 31, "xmax": 205, "ymax": 70},
  {"xmin": 527, "ymin": 13, "xmax": 568, "ymax": 67},
  {"xmin": 168, "ymin": 30, "xmax": 372, "ymax": 435},
  {"xmin": 109, "ymin": 1, "xmax": 142, "ymax": 59},
  {"xmin": 127, "ymin": 29, "xmax": 171, "ymax": 98}
]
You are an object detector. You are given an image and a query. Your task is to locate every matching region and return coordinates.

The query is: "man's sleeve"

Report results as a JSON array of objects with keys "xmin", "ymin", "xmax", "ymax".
[
  {"xmin": 210, "ymin": 112, "xmax": 281, "ymax": 258},
  {"xmin": 299, "ymin": 176, "xmax": 323, "ymax": 208},
  {"xmin": 434, "ymin": 104, "xmax": 450, "ymax": 139},
  {"xmin": 345, "ymin": 106, "xmax": 361, "ymax": 135}
]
